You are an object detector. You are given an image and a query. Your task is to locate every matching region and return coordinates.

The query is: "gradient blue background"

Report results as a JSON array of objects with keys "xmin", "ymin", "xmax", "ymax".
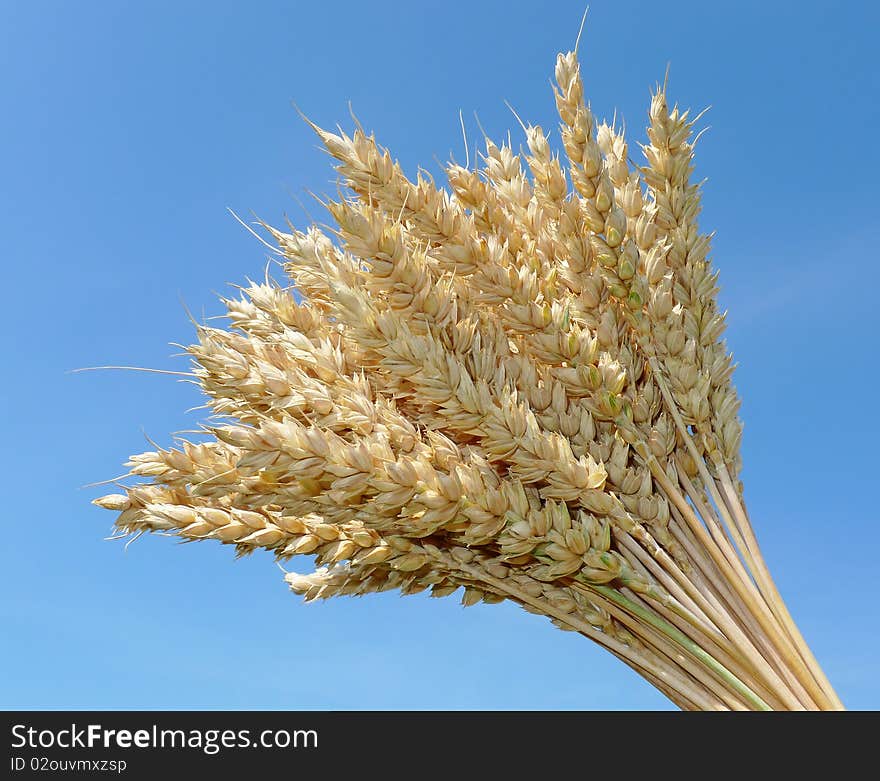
[{"xmin": 2, "ymin": 0, "xmax": 877, "ymax": 709}]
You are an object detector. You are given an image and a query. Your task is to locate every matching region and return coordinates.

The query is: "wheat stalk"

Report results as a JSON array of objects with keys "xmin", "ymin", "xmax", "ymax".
[{"xmin": 93, "ymin": 35, "xmax": 843, "ymax": 710}]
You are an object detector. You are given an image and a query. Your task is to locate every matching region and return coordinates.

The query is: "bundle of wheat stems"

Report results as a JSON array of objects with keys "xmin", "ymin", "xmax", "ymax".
[{"xmin": 94, "ymin": 41, "xmax": 842, "ymax": 710}]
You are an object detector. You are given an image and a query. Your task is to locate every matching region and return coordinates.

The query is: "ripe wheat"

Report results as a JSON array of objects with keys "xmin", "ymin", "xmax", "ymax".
[{"xmin": 94, "ymin": 39, "xmax": 841, "ymax": 710}]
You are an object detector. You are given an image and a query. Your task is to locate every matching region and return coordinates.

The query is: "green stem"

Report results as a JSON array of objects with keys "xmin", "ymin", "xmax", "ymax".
[{"xmin": 588, "ymin": 582, "xmax": 772, "ymax": 711}]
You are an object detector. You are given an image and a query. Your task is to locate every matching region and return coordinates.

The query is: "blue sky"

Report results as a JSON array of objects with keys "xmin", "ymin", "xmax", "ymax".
[{"xmin": 1, "ymin": 0, "xmax": 877, "ymax": 709}]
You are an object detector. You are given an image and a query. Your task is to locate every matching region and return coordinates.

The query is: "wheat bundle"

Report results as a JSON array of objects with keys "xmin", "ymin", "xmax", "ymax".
[{"xmin": 94, "ymin": 41, "xmax": 842, "ymax": 710}]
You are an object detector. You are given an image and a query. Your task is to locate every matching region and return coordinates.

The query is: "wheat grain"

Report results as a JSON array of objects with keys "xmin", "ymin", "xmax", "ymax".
[{"xmin": 93, "ymin": 36, "xmax": 842, "ymax": 710}]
